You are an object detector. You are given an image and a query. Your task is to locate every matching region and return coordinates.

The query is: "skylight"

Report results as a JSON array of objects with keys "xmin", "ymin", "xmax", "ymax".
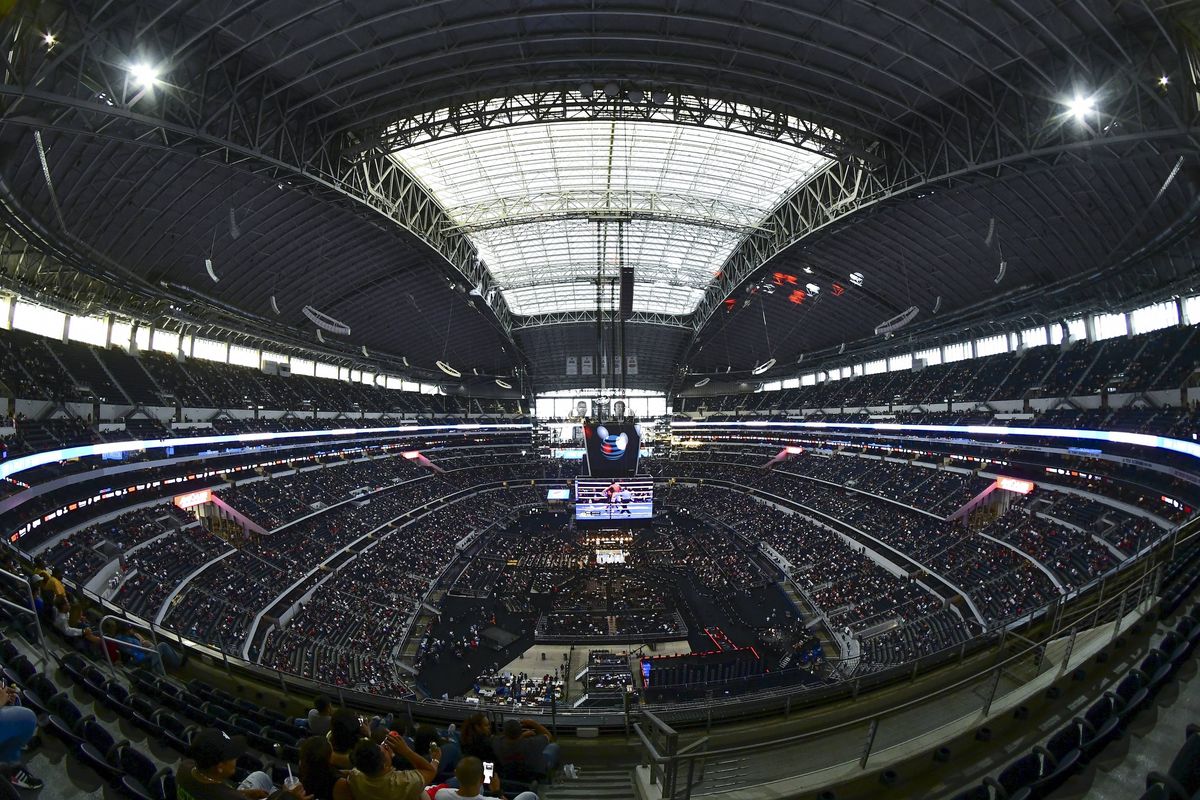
[{"xmin": 388, "ymin": 117, "xmax": 834, "ymax": 317}]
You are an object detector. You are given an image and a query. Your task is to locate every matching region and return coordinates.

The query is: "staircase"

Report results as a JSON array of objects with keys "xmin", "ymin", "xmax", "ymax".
[
  {"xmin": 91, "ymin": 348, "xmax": 133, "ymax": 404},
  {"xmin": 545, "ymin": 768, "xmax": 633, "ymax": 799}
]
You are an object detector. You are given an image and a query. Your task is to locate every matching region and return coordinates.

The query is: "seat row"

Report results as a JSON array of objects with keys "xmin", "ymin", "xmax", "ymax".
[{"xmin": 953, "ymin": 611, "xmax": 1200, "ymax": 799}]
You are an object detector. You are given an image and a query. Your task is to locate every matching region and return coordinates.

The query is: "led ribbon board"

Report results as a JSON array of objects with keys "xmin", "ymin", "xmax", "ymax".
[
  {"xmin": 669, "ymin": 420, "xmax": 1200, "ymax": 463},
  {"xmin": 995, "ymin": 476, "xmax": 1035, "ymax": 494},
  {"xmin": 0, "ymin": 423, "xmax": 532, "ymax": 482}
]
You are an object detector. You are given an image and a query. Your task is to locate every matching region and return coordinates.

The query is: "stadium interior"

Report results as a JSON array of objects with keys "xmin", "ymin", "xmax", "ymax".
[{"xmin": 0, "ymin": 2, "xmax": 1198, "ymax": 800}]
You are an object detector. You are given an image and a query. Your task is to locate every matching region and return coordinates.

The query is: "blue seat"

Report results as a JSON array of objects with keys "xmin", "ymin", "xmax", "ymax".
[
  {"xmin": 77, "ymin": 718, "xmax": 126, "ymax": 781},
  {"xmin": 1030, "ymin": 719, "xmax": 1085, "ymax": 795},
  {"xmin": 1146, "ymin": 732, "xmax": 1200, "ymax": 800},
  {"xmin": 1079, "ymin": 695, "xmax": 1121, "ymax": 757},
  {"xmin": 983, "ymin": 752, "xmax": 1044, "ymax": 799}
]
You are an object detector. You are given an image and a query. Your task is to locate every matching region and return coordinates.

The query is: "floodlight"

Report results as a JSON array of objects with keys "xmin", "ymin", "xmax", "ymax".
[
  {"xmin": 130, "ymin": 62, "xmax": 160, "ymax": 89},
  {"xmin": 1158, "ymin": 75, "xmax": 1169, "ymax": 87},
  {"xmin": 1065, "ymin": 94, "xmax": 1095, "ymax": 121},
  {"xmin": 43, "ymin": 33, "xmax": 56, "ymax": 46}
]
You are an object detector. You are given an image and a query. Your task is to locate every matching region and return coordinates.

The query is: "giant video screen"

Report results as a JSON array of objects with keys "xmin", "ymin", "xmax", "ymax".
[
  {"xmin": 575, "ymin": 477, "xmax": 654, "ymax": 522},
  {"xmin": 582, "ymin": 422, "xmax": 642, "ymax": 477}
]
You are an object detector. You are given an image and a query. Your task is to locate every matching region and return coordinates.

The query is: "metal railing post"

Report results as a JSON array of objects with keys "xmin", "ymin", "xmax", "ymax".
[
  {"xmin": 1059, "ymin": 626, "xmax": 1078, "ymax": 676},
  {"xmin": 982, "ymin": 665, "xmax": 1004, "ymax": 716},
  {"xmin": 97, "ymin": 614, "xmax": 163, "ymax": 676},
  {"xmin": 0, "ymin": 568, "xmax": 51, "ymax": 669}
]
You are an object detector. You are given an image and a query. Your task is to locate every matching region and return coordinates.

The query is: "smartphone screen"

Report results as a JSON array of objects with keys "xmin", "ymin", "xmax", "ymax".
[{"xmin": 483, "ymin": 761, "xmax": 494, "ymax": 782}]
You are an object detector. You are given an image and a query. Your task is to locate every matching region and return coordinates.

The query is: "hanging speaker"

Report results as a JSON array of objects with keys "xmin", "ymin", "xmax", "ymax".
[
  {"xmin": 874, "ymin": 306, "xmax": 919, "ymax": 335},
  {"xmin": 619, "ymin": 266, "xmax": 634, "ymax": 317}
]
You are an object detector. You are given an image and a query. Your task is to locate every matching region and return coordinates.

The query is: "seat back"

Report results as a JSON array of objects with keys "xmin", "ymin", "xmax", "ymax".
[
  {"xmin": 997, "ymin": 752, "xmax": 1044, "ymax": 793},
  {"xmin": 81, "ymin": 718, "xmax": 118, "ymax": 752},
  {"xmin": 117, "ymin": 744, "xmax": 158, "ymax": 784},
  {"xmin": 1166, "ymin": 733, "xmax": 1200, "ymax": 795}
]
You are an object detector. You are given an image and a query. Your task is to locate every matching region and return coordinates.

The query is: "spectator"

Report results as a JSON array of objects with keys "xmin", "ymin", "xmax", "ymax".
[
  {"xmin": 177, "ymin": 727, "xmax": 303, "ymax": 799},
  {"xmin": 0, "ymin": 683, "xmax": 41, "ymax": 790},
  {"xmin": 304, "ymin": 695, "xmax": 334, "ymax": 735},
  {"xmin": 459, "ymin": 714, "xmax": 496, "ymax": 764},
  {"xmin": 113, "ymin": 622, "xmax": 183, "ymax": 673},
  {"xmin": 433, "ymin": 757, "xmax": 537, "ymax": 800},
  {"xmin": 328, "ymin": 709, "xmax": 369, "ymax": 770},
  {"xmin": 299, "ymin": 735, "xmax": 338, "ymax": 800},
  {"xmin": 492, "ymin": 719, "xmax": 558, "ymax": 784},
  {"xmin": 333, "ymin": 734, "xmax": 437, "ymax": 800}
]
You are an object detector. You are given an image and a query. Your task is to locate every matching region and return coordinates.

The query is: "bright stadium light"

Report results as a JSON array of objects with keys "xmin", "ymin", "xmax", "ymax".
[
  {"xmin": 129, "ymin": 62, "xmax": 161, "ymax": 89},
  {"xmin": 1065, "ymin": 94, "xmax": 1095, "ymax": 121},
  {"xmin": 1158, "ymin": 75, "xmax": 1169, "ymax": 87},
  {"xmin": 43, "ymin": 32, "xmax": 56, "ymax": 46}
]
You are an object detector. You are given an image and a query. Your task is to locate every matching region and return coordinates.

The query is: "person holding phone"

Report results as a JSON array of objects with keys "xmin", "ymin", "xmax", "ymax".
[
  {"xmin": 432, "ymin": 757, "xmax": 537, "ymax": 800},
  {"xmin": 332, "ymin": 732, "xmax": 437, "ymax": 800}
]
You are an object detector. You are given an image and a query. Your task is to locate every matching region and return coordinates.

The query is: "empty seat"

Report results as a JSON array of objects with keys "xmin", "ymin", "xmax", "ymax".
[
  {"xmin": 984, "ymin": 752, "xmax": 1044, "ymax": 799},
  {"xmin": 77, "ymin": 718, "xmax": 125, "ymax": 781},
  {"xmin": 1146, "ymin": 732, "xmax": 1200, "ymax": 800},
  {"xmin": 1030, "ymin": 720, "xmax": 1085, "ymax": 795}
]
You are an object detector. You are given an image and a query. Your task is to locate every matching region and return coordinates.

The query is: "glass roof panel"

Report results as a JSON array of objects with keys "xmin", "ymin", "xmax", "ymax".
[{"xmin": 389, "ymin": 118, "xmax": 833, "ymax": 317}]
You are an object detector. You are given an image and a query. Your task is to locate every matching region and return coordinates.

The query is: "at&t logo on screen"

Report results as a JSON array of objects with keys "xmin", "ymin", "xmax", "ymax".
[{"xmin": 595, "ymin": 426, "xmax": 629, "ymax": 460}]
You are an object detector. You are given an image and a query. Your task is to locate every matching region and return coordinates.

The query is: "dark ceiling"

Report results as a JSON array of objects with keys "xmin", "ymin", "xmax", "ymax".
[{"xmin": 0, "ymin": 0, "xmax": 1196, "ymax": 392}]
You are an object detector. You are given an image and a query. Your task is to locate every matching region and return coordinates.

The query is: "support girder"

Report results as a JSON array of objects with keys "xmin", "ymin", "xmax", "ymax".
[{"xmin": 513, "ymin": 310, "xmax": 690, "ymax": 330}]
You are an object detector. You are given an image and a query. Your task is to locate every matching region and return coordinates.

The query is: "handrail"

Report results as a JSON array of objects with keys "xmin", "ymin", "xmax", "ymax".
[
  {"xmin": 97, "ymin": 613, "xmax": 171, "ymax": 678},
  {"xmin": 630, "ymin": 561, "xmax": 1163, "ymax": 798},
  {"xmin": 0, "ymin": 567, "xmax": 50, "ymax": 668}
]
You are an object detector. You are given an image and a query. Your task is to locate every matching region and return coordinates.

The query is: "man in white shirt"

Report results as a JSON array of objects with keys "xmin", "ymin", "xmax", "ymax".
[{"xmin": 433, "ymin": 757, "xmax": 536, "ymax": 800}]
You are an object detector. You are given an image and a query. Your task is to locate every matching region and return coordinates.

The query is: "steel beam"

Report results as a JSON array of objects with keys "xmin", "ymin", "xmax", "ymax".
[{"xmin": 513, "ymin": 310, "xmax": 690, "ymax": 330}]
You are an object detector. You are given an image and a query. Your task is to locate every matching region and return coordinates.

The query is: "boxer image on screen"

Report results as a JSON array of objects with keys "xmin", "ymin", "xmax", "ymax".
[{"xmin": 618, "ymin": 486, "xmax": 633, "ymax": 515}]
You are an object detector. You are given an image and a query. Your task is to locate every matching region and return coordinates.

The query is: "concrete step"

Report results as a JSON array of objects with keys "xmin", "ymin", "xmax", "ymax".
[{"xmin": 545, "ymin": 768, "xmax": 633, "ymax": 799}]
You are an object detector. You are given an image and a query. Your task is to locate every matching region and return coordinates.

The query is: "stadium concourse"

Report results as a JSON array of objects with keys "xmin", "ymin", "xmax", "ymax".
[{"xmin": 0, "ymin": 2, "xmax": 1199, "ymax": 800}]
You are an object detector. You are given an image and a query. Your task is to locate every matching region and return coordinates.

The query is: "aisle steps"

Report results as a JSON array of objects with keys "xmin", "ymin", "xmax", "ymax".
[{"xmin": 546, "ymin": 767, "xmax": 633, "ymax": 799}]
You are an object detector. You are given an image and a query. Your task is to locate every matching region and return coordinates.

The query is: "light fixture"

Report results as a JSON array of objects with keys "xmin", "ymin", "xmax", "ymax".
[
  {"xmin": 604, "ymin": 81, "xmax": 620, "ymax": 98},
  {"xmin": 579, "ymin": 82, "xmax": 594, "ymax": 98},
  {"xmin": 436, "ymin": 360, "xmax": 461, "ymax": 378},
  {"xmin": 626, "ymin": 88, "xmax": 644, "ymax": 103},
  {"xmin": 1158, "ymin": 75, "xmax": 1169, "ymax": 87},
  {"xmin": 1065, "ymin": 94, "xmax": 1095, "ymax": 121},
  {"xmin": 42, "ymin": 32, "xmax": 56, "ymax": 46},
  {"xmin": 495, "ymin": 378, "xmax": 512, "ymax": 389},
  {"xmin": 129, "ymin": 62, "xmax": 161, "ymax": 89},
  {"xmin": 752, "ymin": 358, "xmax": 776, "ymax": 375},
  {"xmin": 651, "ymin": 90, "xmax": 668, "ymax": 105},
  {"xmin": 694, "ymin": 377, "xmax": 711, "ymax": 387}
]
